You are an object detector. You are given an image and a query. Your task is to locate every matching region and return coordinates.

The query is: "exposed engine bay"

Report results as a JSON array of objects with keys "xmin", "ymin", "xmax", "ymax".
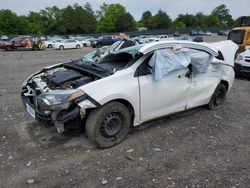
[
  {"xmin": 21, "ymin": 63, "xmax": 104, "ymax": 132},
  {"xmin": 31, "ymin": 67, "xmax": 94, "ymax": 93}
]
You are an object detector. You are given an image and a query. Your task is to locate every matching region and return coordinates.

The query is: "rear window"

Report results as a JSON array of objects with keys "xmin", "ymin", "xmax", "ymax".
[{"xmin": 228, "ymin": 30, "xmax": 245, "ymax": 44}]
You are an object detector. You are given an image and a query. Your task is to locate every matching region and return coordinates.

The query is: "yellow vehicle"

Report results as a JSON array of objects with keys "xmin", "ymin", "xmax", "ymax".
[{"xmin": 228, "ymin": 16, "xmax": 250, "ymax": 53}]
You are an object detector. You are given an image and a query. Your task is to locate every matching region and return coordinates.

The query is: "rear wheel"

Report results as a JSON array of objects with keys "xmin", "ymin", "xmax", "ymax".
[
  {"xmin": 76, "ymin": 44, "xmax": 80, "ymax": 49},
  {"xmin": 83, "ymin": 43, "xmax": 87, "ymax": 47},
  {"xmin": 59, "ymin": 45, "xmax": 64, "ymax": 50},
  {"xmin": 48, "ymin": 44, "xmax": 52, "ymax": 48},
  {"xmin": 208, "ymin": 83, "xmax": 227, "ymax": 110},
  {"xmin": 85, "ymin": 102, "xmax": 131, "ymax": 148}
]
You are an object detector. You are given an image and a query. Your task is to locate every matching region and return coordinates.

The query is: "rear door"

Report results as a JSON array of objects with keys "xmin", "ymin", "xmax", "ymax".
[{"xmin": 186, "ymin": 65, "xmax": 220, "ymax": 109}]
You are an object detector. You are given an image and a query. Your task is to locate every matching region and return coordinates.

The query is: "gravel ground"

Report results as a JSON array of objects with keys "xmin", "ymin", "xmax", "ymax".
[{"xmin": 1, "ymin": 37, "xmax": 250, "ymax": 188}]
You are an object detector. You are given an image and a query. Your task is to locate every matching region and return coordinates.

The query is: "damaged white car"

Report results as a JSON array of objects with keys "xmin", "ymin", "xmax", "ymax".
[{"xmin": 21, "ymin": 40, "xmax": 238, "ymax": 148}]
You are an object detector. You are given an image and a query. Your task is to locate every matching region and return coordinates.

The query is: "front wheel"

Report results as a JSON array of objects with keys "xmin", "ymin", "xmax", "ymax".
[
  {"xmin": 208, "ymin": 83, "xmax": 227, "ymax": 110},
  {"xmin": 85, "ymin": 102, "xmax": 131, "ymax": 148},
  {"xmin": 76, "ymin": 44, "xmax": 80, "ymax": 49}
]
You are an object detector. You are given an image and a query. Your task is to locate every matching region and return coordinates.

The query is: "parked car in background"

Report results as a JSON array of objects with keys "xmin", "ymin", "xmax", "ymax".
[
  {"xmin": 190, "ymin": 30, "xmax": 198, "ymax": 36},
  {"xmin": 53, "ymin": 39, "xmax": 83, "ymax": 50},
  {"xmin": 0, "ymin": 35, "xmax": 8, "ymax": 41},
  {"xmin": 21, "ymin": 40, "xmax": 238, "ymax": 148},
  {"xmin": 235, "ymin": 46, "xmax": 250, "ymax": 77},
  {"xmin": 205, "ymin": 31, "xmax": 213, "ymax": 36},
  {"xmin": 198, "ymin": 30, "xmax": 205, "ymax": 36},
  {"xmin": 0, "ymin": 35, "xmax": 9, "ymax": 49},
  {"xmin": 217, "ymin": 30, "xmax": 227, "ymax": 36},
  {"xmin": 147, "ymin": 35, "xmax": 175, "ymax": 42},
  {"xmin": 0, "ymin": 36, "xmax": 45, "ymax": 51},
  {"xmin": 178, "ymin": 36, "xmax": 203, "ymax": 42},
  {"xmin": 193, "ymin": 36, "xmax": 204, "ymax": 42},
  {"xmin": 45, "ymin": 39, "xmax": 64, "ymax": 48},
  {"xmin": 91, "ymin": 36, "xmax": 120, "ymax": 48},
  {"xmin": 155, "ymin": 35, "xmax": 169, "ymax": 40},
  {"xmin": 174, "ymin": 31, "xmax": 180, "ymax": 37},
  {"xmin": 79, "ymin": 38, "xmax": 95, "ymax": 47}
]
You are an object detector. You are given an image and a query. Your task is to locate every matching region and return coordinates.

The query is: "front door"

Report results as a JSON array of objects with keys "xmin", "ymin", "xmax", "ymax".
[{"xmin": 139, "ymin": 68, "xmax": 190, "ymax": 122}]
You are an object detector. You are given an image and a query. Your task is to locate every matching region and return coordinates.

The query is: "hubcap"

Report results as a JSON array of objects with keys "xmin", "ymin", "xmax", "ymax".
[{"xmin": 100, "ymin": 113, "xmax": 122, "ymax": 138}]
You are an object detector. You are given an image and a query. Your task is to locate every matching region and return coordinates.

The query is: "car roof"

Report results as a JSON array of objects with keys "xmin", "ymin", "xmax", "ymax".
[{"xmin": 139, "ymin": 40, "xmax": 219, "ymax": 56}]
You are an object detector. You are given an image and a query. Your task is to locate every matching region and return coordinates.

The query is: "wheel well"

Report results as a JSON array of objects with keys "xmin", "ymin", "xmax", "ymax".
[
  {"xmin": 109, "ymin": 99, "xmax": 135, "ymax": 125},
  {"xmin": 84, "ymin": 99, "xmax": 135, "ymax": 126},
  {"xmin": 220, "ymin": 80, "xmax": 229, "ymax": 91}
]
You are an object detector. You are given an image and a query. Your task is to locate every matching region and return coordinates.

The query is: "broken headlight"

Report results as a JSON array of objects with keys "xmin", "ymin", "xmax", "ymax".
[{"xmin": 37, "ymin": 89, "xmax": 85, "ymax": 110}]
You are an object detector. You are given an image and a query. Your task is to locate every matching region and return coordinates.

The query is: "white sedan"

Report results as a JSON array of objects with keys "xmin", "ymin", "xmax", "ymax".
[
  {"xmin": 44, "ymin": 39, "xmax": 64, "ymax": 48},
  {"xmin": 21, "ymin": 40, "xmax": 238, "ymax": 148},
  {"xmin": 53, "ymin": 39, "xmax": 83, "ymax": 50},
  {"xmin": 235, "ymin": 46, "xmax": 250, "ymax": 77}
]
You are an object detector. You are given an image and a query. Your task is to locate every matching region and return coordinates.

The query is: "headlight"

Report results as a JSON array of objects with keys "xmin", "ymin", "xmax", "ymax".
[
  {"xmin": 236, "ymin": 54, "xmax": 244, "ymax": 62},
  {"xmin": 37, "ymin": 89, "xmax": 85, "ymax": 110}
]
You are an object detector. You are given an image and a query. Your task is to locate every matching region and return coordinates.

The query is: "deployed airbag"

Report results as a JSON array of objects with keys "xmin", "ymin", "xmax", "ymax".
[{"xmin": 149, "ymin": 49, "xmax": 213, "ymax": 80}]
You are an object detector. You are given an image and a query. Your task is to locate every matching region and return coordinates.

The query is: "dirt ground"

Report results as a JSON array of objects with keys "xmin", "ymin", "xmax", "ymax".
[{"xmin": 1, "ymin": 37, "xmax": 250, "ymax": 188}]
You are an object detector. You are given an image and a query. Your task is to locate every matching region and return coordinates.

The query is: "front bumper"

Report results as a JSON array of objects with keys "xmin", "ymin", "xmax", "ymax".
[
  {"xmin": 21, "ymin": 94, "xmax": 82, "ymax": 132},
  {"xmin": 21, "ymin": 95, "xmax": 52, "ymax": 123},
  {"xmin": 234, "ymin": 63, "xmax": 250, "ymax": 77}
]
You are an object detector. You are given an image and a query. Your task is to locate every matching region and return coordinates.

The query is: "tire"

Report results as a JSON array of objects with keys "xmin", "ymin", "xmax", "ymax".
[
  {"xmin": 97, "ymin": 43, "xmax": 102, "ymax": 48},
  {"xmin": 48, "ymin": 44, "xmax": 52, "ymax": 48},
  {"xmin": 59, "ymin": 45, "xmax": 64, "ymax": 50},
  {"xmin": 85, "ymin": 102, "xmax": 131, "ymax": 148},
  {"xmin": 5, "ymin": 46, "xmax": 12, "ymax": 51},
  {"xmin": 83, "ymin": 43, "xmax": 87, "ymax": 47},
  {"xmin": 208, "ymin": 83, "xmax": 227, "ymax": 110},
  {"xmin": 76, "ymin": 44, "xmax": 80, "ymax": 49}
]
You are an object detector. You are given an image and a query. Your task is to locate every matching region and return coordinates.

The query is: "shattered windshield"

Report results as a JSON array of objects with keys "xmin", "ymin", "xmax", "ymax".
[{"xmin": 80, "ymin": 45, "xmax": 142, "ymax": 72}]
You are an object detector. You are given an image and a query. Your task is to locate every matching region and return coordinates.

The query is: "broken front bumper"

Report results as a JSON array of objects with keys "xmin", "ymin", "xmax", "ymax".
[{"xmin": 21, "ymin": 95, "xmax": 82, "ymax": 133}]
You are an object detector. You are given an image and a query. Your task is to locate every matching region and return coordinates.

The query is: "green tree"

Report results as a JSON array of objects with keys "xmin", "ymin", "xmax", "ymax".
[
  {"xmin": 148, "ymin": 10, "xmax": 172, "ymax": 29},
  {"xmin": 176, "ymin": 13, "xmax": 198, "ymax": 28},
  {"xmin": 97, "ymin": 3, "xmax": 131, "ymax": 33},
  {"xmin": 116, "ymin": 13, "xmax": 135, "ymax": 32},
  {"xmin": 96, "ymin": 2, "xmax": 108, "ymax": 20},
  {"xmin": 212, "ymin": 4, "xmax": 234, "ymax": 27},
  {"xmin": 204, "ymin": 14, "xmax": 221, "ymax": 27},
  {"xmin": 58, "ymin": 4, "xmax": 96, "ymax": 34},
  {"xmin": 141, "ymin": 11, "xmax": 152, "ymax": 28},
  {"xmin": 0, "ymin": 9, "xmax": 26, "ymax": 34},
  {"xmin": 27, "ymin": 11, "xmax": 46, "ymax": 35},
  {"xmin": 195, "ymin": 12, "xmax": 207, "ymax": 28},
  {"xmin": 172, "ymin": 21, "xmax": 186, "ymax": 29},
  {"xmin": 84, "ymin": 2, "xmax": 94, "ymax": 15}
]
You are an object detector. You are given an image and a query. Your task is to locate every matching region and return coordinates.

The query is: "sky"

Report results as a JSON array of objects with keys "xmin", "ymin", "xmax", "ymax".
[{"xmin": 0, "ymin": 0, "xmax": 249, "ymax": 20}]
